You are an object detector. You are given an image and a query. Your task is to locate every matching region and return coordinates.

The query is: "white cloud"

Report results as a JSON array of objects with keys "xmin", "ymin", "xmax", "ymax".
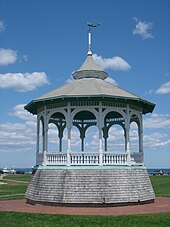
[
  {"xmin": 155, "ymin": 81, "xmax": 170, "ymax": 94},
  {"xmin": 133, "ymin": 18, "xmax": 154, "ymax": 40},
  {"xmin": 0, "ymin": 20, "xmax": 5, "ymax": 32},
  {"xmin": 93, "ymin": 54, "xmax": 131, "ymax": 71},
  {"xmin": 144, "ymin": 133, "xmax": 170, "ymax": 149},
  {"xmin": 0, "ymin": 72, "xmax": 50, "ymax": 92},
  {"xmin": 105, "ymin": 77, "xmax": 118, "ymax": 86},
  {"xmin": 65, "ymin": 76, "xmax": 74, "ymax": 84},
  {"xmin": 0, "ymin": 122, "xmax": 36, "ymax": 152},
  {"xmin": 1, "ymin": 103, "xmax": 170, "ymax": 154},
  {"xmin": 0, "ymin": 48, "xmax": 17, "ymax": 66},
  {"xmin": 10, "ymin": 104, "xmax": 36, "ymax": 122},
  {"xmin": 23, "ymin": 55, "xmax": 28, "ymax": 61},
  {"xmin": 0, "ymin": 105, "xmax": 37, "ymax": 153},
  {"xmin": 144, "ymin": 113, "xmax": 170, "ymax": 129}
]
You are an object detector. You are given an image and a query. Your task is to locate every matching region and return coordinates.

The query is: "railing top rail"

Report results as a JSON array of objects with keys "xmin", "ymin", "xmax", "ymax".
[{"xmin": 45, "ymin": 151, "xmax": 132, "ymax": 155}]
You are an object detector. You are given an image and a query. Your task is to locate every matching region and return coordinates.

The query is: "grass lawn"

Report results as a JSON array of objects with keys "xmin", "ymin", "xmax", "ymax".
[
  {"xmin": 0, "ymin": 174, "xmax": 31, "ymax": 200},
  {"xmin": 150, "ymin": 175, "xmax": 170, "ymax": 197},
  {"xmin": 0, "ymin": 174, "xmax": 170, "ymax": 227},
  {"xmin": 2, "ymin": 174, "xmax": 32, "ymax": 182},
  {"xmin": 0, "ymin": 174, "xmax": 169, "ymax": 200},
  {"xmin": 0, "ymin": 212, "xmax": 169, "ymax": 227}
]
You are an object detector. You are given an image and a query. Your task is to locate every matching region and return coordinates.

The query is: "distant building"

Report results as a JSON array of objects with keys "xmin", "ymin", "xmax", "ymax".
[{"xmin": 25, "ymin": 27, "xmax": 155, "ymax": 206}]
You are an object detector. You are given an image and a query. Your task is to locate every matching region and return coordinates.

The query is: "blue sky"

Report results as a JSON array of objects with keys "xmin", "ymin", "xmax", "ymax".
[{"xmin": 0, "ymin": 0, "xmax": 170, "ymax": 168}]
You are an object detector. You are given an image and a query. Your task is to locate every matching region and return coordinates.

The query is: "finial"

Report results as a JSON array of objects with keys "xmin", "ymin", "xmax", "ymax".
[{"xmin": 87, "ymin": 23, "xmax": 100, "ymax": 55}]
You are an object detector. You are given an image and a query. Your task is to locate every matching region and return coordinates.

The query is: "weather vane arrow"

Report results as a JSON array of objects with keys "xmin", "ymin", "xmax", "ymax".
[{"xmin": 87, "ymin": 22, "xmax": 100, "ymax": 55}]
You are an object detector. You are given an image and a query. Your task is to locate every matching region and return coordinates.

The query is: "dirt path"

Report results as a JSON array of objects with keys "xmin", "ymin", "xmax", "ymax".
[
  {"xmin": 0, "ymin": 175, "xmax": 29, "ymax": 184},
  {"xmin": 0, "ymin": 197, "xmax": 170, "ymax": 216},
  {"xmin": 0, "ymin": 174, "xmax": 4, "ymax": 180},
  {"xmin": 1, "ymin": 179, "xmax": 29, "ymax": 184},
  {"xmin": 0, "ymin": 193, "xmax": 25, "ymax": 198},
  {"xmin": 0, "ymin": 175, "xmax": 6, "ymax": 185}
]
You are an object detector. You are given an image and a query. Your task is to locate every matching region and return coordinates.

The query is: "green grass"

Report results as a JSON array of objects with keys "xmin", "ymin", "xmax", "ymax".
[
  {"xmin": 150, "ymin": 175, "xmax": 170, "ymax": 197},
  {"xmin": 0, "ymin": 175, "xmax": 170, "ymax": 226},
  {"xmin": 3, "ymin": 174, "xmax": 31, "ymax": 182},
  {"xmin": 0, "ymin": 212, "xmax": 170, "ymax": 227},
  {"xmin": 0, "ymin": 174, "xmax": 32, "ymax": 200},
  {"xmin": 0, "ymin": 174, "xmax": 169, "ymax": 201}
]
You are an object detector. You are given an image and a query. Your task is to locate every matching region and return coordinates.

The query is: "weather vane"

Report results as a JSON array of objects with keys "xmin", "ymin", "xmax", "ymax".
[{"xmin": 87, "ymin": 22, "xmax": 100, "ymax": 55}]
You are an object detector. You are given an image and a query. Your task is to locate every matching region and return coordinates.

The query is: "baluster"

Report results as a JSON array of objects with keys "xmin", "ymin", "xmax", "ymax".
[
  {"xmin": 110, "ymin": 154, "xmax": 113, "ymax": 164},
  {"xmin": 91, "ymin": 155, "xmax": 93, "ymax": 163},
  {"xmin": 118, "ymin": 155, "xmax": 120, "ymax": 164},
  {"xmin": 113, "ymin": 154, "xmax": 115, "ymax": 164}
]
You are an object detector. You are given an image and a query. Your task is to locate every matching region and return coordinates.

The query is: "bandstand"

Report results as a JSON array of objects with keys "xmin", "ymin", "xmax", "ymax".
[{"xmin": 25, "ymin": 27, "xmax": 155, "ymax": 206}]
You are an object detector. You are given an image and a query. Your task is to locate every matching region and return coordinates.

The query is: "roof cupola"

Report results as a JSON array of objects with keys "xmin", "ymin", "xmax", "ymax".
[{"xmin": 72, "ymin": 23, "xmax": 108, "ymax": 80}]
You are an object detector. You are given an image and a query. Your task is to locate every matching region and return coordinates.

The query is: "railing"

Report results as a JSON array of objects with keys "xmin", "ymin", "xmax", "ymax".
[
  {"xmin": 36, "ymin": 151, "xmax": 144, "ymax": 166},
  {"xmin": 103, "ymin": 152, "xmax": 128, "ymax": 165},
  {"xmin": 46, "ymin": 152, "xmax": 67, "ymax": 165}
]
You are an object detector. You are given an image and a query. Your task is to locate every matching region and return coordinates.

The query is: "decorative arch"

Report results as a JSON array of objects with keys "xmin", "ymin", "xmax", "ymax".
[
  {"xmin": 107, "ymin": 124, "xmax": 125, "ymax": 152},
  {"xmin": 71, "ymin": 107, "xmax": 98, "ymax": 125},
  {"xmin": 48, "ymin": 123, "xmax": 59, "ymax": 152},
  {"xmin": 85, "ymin": 125, "xmax": 99, "ymax": 152},
  {"xmin": 102, "ymin": 108, "xmax": 126, "ymax": 123},
  {"xmin": 72, "ymin": 110, "xmax": 97, "ymax": 152},
  {"xmin": 47, "ymin": 109, "xmax": 67, "ymax": 123},
  {"xmin": 102, "ymin": 110, "xmax": 125, "ymax": 152},
  {"xmin": 47, "ymin": 111, "xmax": 66, "ymax": 152},
  {"xmin": 130, "ymin": 112, "xmax": 143, "ymax": 153},
  {"xmin": 38, "ymin": 116, "xmax": 44, "ymax": 153},
  {"xmin": 130, "ymin": 112, "xmax": 141, "ymax": 126},
  {"xmin": 129, "ymin": 121, "xmax": 139, "ymax": 152}
]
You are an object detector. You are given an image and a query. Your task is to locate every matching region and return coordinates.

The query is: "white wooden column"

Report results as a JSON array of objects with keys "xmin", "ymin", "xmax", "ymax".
[
  {"xmin": 139, "ymin": 114, "xmax": 143, "ymax": 153},
  {"xmin": 44, "ymin": 109, "xmax": 48, "ymax": 153},
  {"xmin": 43, "ymin": 108, "xmax": 48, "ymax": 166},
  {"xmin": 36, "ymin": 116, "xmax": 40, "ymax": 154},
  {"xmin": 36, "ymin": 116, "xmax": 40, "ymax": 166},
  {"xmin": 125, "ymin": 105, "xmax": 131, "ymax": 165},
  {"xmin": 125, "ymin": 126, "xmax": 130, "ymax": 151},
  {"xmin": 67, "ymin": 102, "xmax": 71, "ymax": 166},
  {"xmin": 125, "ymin": 105, "xmax": 130, "ymax": 152},
  {"xmin": 98, "ymin": 101, "xmax": 103, "ymax": 166}
]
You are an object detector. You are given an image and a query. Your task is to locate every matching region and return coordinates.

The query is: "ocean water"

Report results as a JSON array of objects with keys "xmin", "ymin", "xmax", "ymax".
[
  {"xmin": 15, "ymin": 168, "xmax": 32, "ymax": 173},
  {"xmin": 147, "ymin": 169, "xmax": 170, "ymax": 174},
  {"xmin": 1, "ymin": 167, "xmax": 170, "ymax": 174},
  {"xmin": 17, "ymin": 168, "xmax": 170, "ymax": 174}
]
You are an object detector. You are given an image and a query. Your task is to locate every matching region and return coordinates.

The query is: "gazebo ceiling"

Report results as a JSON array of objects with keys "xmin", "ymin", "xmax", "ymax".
[{"xmin": 74, "ymin": 110, "xmax": 96, "ymax": 120}]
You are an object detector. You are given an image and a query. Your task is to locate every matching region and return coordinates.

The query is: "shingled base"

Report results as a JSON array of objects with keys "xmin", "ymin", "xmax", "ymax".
[{"xmin": 26, "ymin": 167, "xmax": 155, "ymax": 207}]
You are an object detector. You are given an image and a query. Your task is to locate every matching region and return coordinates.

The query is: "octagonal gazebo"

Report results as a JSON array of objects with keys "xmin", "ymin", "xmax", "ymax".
[{"xmin": 25, "ymin": 29, "xmax": 155, "ymax": 206}]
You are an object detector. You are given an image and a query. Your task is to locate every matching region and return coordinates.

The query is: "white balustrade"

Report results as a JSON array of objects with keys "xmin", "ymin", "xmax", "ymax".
[
  {"xmin": 36, "ymin": 151, "xmax": 143, "ymax": 166},
  {"xmin": 70, "ymin": 152, "xmax": 99, "ymax": 165},
  {"xmin": 46, "ymin": 152, "xmax": 67, "ymax": 165},
  {"xmin": 103, "ymin": 152, "xmax": 128, "ymax": 165}
]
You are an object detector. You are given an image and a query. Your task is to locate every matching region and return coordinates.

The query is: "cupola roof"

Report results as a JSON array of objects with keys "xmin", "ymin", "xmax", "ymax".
[{"xmin": 72, "ymin": 53, "xmax": 108, "ymax": 80}]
